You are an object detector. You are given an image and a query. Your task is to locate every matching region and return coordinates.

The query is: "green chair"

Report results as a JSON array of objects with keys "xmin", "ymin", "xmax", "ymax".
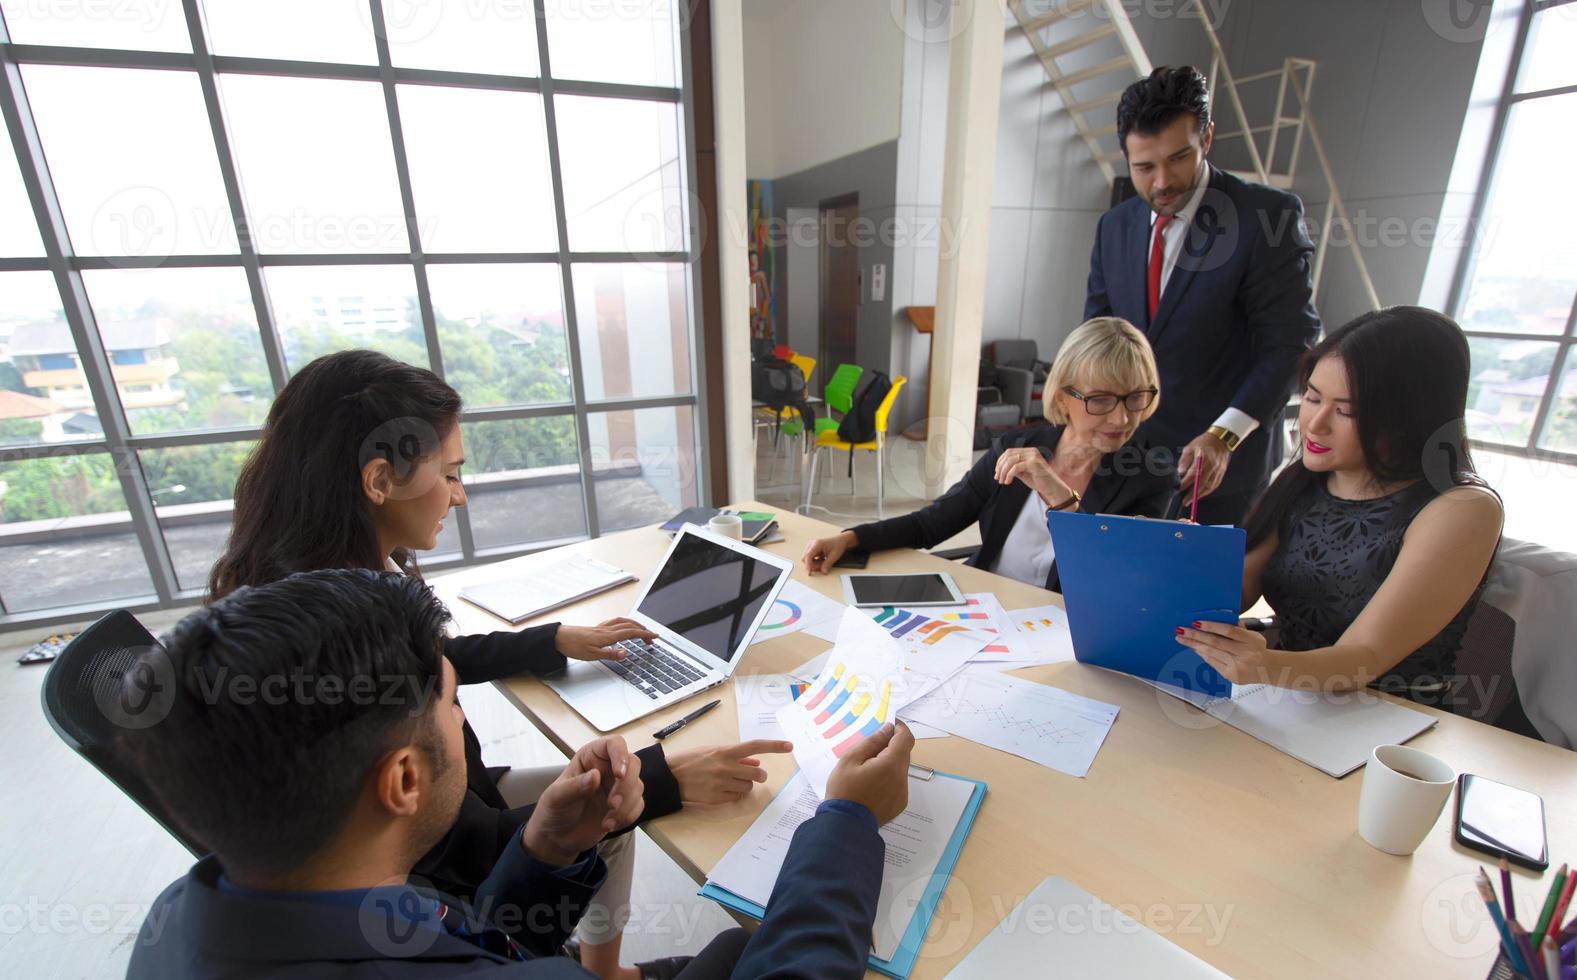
[{"xmin": 811, "ymin": 363, "xmax": 863, "ymax": 437}]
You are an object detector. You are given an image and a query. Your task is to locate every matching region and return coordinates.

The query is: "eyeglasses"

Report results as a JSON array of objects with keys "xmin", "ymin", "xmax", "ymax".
[{"xmin": 1062, "ymin": 386, "xmax": 1157, "ymax": 416}]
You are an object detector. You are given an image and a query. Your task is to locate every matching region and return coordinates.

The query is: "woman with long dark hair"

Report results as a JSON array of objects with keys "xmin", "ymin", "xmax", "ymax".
[
  {"xmin": 1174, "ymin": 307, "xmax": 1502, "ymax": 702},
  {"xmin": 210, "ymin": 350, "xmax": 788, "ymax": 980}
]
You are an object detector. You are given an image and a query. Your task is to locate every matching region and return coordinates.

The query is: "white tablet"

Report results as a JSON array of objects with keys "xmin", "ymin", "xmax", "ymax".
[{"xmin": 840, "ymin": 572, "xmax": 964, "ymax": 608}]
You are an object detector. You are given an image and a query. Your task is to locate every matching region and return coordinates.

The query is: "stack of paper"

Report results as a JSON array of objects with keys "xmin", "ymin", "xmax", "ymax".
[
  {"xmin": 1144, "ymin": 678, "xmax": 1438, "ymax": 777},
  {"xmin": 457, "ymin": 555, "xmax": 635, "ymax": 624},
  {"xmin": 703, "ymin": 770, "xmax": 986, "ymax": 978}
]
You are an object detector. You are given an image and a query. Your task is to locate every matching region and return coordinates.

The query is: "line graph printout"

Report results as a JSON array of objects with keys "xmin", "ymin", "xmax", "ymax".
[{"xmin": 898, "ymin": 670, "xmax": 1118, "ymax": 778}]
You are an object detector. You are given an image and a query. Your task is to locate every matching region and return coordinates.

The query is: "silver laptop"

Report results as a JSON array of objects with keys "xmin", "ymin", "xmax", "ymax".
[{"xmin": 543, "ymin": 524, "xmax": 793, "ymax": 732}]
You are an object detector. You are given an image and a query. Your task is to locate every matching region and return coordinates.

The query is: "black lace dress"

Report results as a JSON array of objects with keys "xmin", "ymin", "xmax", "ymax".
[{"xmin": 1260, "ymin": 476, "xmax": 1488, "ymax": 702}]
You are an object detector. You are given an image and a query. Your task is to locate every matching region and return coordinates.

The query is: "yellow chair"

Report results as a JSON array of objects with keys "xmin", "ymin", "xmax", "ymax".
[{"xmin": 802, "ymin": 376, "xmax": 906, "ymax": 517}]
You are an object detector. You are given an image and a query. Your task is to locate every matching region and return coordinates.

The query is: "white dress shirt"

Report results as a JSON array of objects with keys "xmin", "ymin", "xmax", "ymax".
[
  {"xmin": 1148, "ymin": 171, "xmax": 1260, "ymax": 444},
  {"xmin": 990, "ymin": 492, "xmax": 1057, "ymax": 588}
]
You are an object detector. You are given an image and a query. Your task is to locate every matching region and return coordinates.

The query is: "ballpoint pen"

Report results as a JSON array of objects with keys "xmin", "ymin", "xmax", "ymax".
[{"xmin": 653, "ymin": 699, "xmax": 722, "ymax": 740}]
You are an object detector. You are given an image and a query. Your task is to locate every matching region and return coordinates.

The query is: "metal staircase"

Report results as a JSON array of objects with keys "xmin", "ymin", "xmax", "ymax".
[{"xmin": 1008, "ymin": 0, "xmax": 1379, "ymax": 307}]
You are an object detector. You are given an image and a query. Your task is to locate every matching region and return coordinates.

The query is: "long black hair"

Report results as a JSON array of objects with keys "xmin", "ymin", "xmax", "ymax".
[
  {"xmin": 1244, "ymin": 306, "xmax": 1483, "ymax": 550},
  {"xmin": 208, "ymin": 350, "xmax": 462, "ymax": 600}
]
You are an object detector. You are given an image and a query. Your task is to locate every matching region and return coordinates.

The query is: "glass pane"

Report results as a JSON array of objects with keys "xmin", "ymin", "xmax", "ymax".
[
  {"xmin": 264, "ymin": 265, "xmax": 428, "ymax": 373},
  {"xmin": 0, "ymin": 139, "xmax": 44, "ymax": 257},
  {"xmin": 1536, "ymin": 365, "xmax": 1577, "ymax": 454},
  {"xmin": 555, "ymin": 96, "xmax": 686, "ymax": 253},
  {"xmin": 202, "ymin": 0, "xmax": 376, "ymax": 64},
  {"xmin": 1518, "ymin": 8, "xmax": 1577, "ymax": 94},
  {"xmin": 571, "ymin": 263, "xmax": 691, "ymax": 401},
  {"xmin": 1, "ymin": 271, "xmax": 102, "ymax": 447},
  {"xmin": 138, "ymin": 440, "xmax": 255, "ymax": 592},
  {"xmin": 1459, "ymin": 95, "xmax": 1577, "ymax": 337},
  {"xmin": 460, "ymin": 417, "xmax": 586, "ymax": 550},
  {"xmin": 590, "ymin": 404, "xmax": 695, "ymax": 532},
  {"xmin": 386, "ymin": 0, "xmax": 541, "ymax": 76},
  {"xmin": 427, "ymin": 264, "xmax": 571, "ymax": 407},
  {"xmin": 21, "ymin": 66, "xmax": 238, "ymax": 256},
  {"xmin": 0, "ymin": 451, "xmax": 158, "ymax": 613},
  {"xmin": 0, "ymin": 0, "xmax": 191, "ymax": 51},
  {"xmin": 544, "ymin": 0, "xmax": 678, "ymax": 88},
  {"xmin": 396, "ymin": 86, "xmax": 557, "ymax": 253},
  {"xmin": 221, "ymin": 75, "xmax": 408, "ymax": 254},
  {"xmin": 1465, "ymin": 337, "xmax": 1558, "ymax": 446},
  {"xmin": 79, "ymin": 267, "xmax": 272, "ymax": 435}
]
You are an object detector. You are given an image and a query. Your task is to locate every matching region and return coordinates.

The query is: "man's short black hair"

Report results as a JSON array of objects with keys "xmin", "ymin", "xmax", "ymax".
[
  {"xmin": 1117, "ymin": 65, "xmax": 1212, "ymax": 152},
  {"xmin": 122, "ymin": 569, "xmax": 452, "ymax": 879}
]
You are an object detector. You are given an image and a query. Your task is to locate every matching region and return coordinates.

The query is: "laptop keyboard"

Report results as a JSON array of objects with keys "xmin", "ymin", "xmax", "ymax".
[{"xmin": 605, "ymin": 639, "xmax": 707, "ymax": 699}]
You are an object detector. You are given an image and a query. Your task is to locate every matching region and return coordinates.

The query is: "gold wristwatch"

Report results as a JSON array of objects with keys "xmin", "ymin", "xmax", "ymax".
[
  {"xmin": 1047, "ymin": 491, "xmax": 1081, "ymax": 513},
  {"xmin": 1206, "ymin": 424, "xmax": 1242, "ymax": 452}
]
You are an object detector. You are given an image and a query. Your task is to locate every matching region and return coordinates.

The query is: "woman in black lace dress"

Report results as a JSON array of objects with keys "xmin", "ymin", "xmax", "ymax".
[{"xmin": 1173, "ymin": 307, "xmax": 1502, "ymax": 704}]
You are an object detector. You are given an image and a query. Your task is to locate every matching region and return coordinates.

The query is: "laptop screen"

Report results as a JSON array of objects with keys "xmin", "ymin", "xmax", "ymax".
[{"xmin": 637, "ymin": 532, "xmax": 782, "ymax": 664}]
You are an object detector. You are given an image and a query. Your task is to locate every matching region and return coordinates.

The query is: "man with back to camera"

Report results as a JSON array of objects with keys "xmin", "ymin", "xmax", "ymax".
[
  {"xmin": 1086, "ymin": 65, "xmax": 1321, "ymax": 525},
  {"xmin": 123, "ymin": 568, "xmax": 916, "ymax": 978}
]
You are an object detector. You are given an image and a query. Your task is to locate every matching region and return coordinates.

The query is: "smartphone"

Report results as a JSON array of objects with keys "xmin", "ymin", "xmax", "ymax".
[
  {"xmin": 833, "ymin": 549, "xmax": 870, "ymax": 570},
  {"xmin": 1453, "ymin": 774, "xmax": 1548, "ymax": 872}
]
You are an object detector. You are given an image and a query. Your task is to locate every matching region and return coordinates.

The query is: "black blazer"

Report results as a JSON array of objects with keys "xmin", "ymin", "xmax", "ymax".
[
  {"xmin": 851, "ymin": 426, "xmax": 1176, "ymax": 592},
  {"xmin": 417, "ymin": 628, "xmax": 682, "ymax": 901},
  {"xmin": 128, "ymin": 805, "xmax": 885, "ymax": 978},
  {"xmin": 1085, "ymin": 164, "xmax": 1320, "ymax": 498}
]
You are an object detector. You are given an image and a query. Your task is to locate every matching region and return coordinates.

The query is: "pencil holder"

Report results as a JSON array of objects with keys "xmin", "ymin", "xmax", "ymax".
[{"xmin": 1486, "ymin": 949, "xmax": 1532, "ymax": 980}]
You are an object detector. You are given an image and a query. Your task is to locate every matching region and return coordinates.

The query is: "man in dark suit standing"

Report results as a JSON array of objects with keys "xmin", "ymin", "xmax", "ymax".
[
  {"xmin": 123, "ymin": 569, "xmax": 914, "ymax": 979},
  {"xmin": 1086, "ymin": 66, "xmax": 1321, "ymax": 525}
]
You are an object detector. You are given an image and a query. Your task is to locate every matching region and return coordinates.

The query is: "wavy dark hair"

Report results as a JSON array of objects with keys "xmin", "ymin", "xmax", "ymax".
[
  {"xmin": 1244, "ymin": 306, "xmax": 1484, "ymax": 550},
  {"xmin": 208, "ymin": 350, "xmax": 462, "ymax": 600},
  {"xmin": 1117, "ymin": 65, "xmax": 1212, "ymax": 150}
]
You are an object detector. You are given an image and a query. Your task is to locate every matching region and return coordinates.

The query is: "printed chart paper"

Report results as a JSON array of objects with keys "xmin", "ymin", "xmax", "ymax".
[
  {"xmin": 732, "ymin": 674, "xmax": 809, "ymax": 742},
  {"xmin": 899, "ymin": 670, "xmax": 1118, "ymax": 778},
  {"xmin": 748, "ymin": 579, "xmax": 847, "ymax": 646}
]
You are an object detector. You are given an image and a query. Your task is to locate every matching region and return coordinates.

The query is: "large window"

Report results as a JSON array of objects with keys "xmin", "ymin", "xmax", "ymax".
[
  {"xmin": 1455, "ymin": 1, "xmax": 1577, "ymax": 459},
  {"xmin": 0, "ymin": 0, "xmax": 700, "ymax": 625}
]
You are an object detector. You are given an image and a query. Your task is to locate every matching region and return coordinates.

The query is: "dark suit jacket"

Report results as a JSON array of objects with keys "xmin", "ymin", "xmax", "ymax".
[
  {"xmin": 127, "ymin": 805, "xmax": 885, "ymax": 979},
  {"xmin": 419, "ymin": 629, "xmax": 682, "ymax": 901},
  {"xmin": 1085, "ymin": 164, "xmax": 1320, "ymax": 498},
  {"xmin": 851, "ymin": 426, "xmax": 1176, "ymax": 592}
]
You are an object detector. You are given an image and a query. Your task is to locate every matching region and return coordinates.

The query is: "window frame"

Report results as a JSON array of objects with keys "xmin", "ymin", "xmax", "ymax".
[{"xmin": 0, "ymin": 0, "xmax": 709, "ymax": 628}]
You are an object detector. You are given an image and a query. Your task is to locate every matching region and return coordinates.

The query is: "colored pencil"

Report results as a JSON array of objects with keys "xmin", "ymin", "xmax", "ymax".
[
  {"xmin": 1543, "ymin": 936, "xmax": 1560, "ymax": 980},
  {"xmin": 1534, "ymin": 866, "xmax": 1570, "ymax": 948},
  {"xmin": 1481, "ymin": 874, "xmax": 1529, "ymax": 976},
  {"xmin": 1188, "ymin": 462, "xmax": 1201, "ymax": 523},
  {"xmin": 1550, "ymin": 871, "xmax": 1577, "ymax": 946},
  {"xmin": 1511, "ymin": 922, "xmax": 1541, "ymax": 980},
  {"xmin": 1504, "ymin": 857, "xmax": 1519, "ymax": 923}
]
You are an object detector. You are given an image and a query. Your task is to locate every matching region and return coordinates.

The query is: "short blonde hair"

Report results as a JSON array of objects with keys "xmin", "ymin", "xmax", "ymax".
[{"xmin": 1043, "ymin": 317, "xmax": 1161, "ymax": 425}]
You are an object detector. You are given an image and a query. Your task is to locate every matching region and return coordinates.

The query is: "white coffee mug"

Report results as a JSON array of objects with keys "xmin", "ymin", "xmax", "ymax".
[
  {"xmin": 1357, "ymin": 744, "xmax": 1456, "ymax": 855},
  {"xmin": 708, "ymin": 514, "xmax": 743, "ymax": 540}
]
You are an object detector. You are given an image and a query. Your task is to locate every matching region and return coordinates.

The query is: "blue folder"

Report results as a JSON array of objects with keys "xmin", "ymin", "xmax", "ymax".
[
  {"xmin": 1046, "ymin": 510, "xmax": 1245, "ymax": 699},
  {"xmin": 699, "ymin": 771, "xmax": 987, "ymax": 980}
]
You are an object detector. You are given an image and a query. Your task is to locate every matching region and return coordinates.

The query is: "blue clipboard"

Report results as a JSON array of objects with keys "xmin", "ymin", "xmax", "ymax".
[
  {"xmin": 1046, "ymin": 510, "xmax": 1245, "ymax": 699},
  {"xmin": 698, "ymin": 771, "xmax": 987, "ymax": 980}
]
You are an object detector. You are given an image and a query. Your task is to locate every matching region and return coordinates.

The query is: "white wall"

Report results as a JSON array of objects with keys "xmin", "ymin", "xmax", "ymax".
[{"xmin": 741, "ymin": 0, "xmax": 906, "ymax": 180}]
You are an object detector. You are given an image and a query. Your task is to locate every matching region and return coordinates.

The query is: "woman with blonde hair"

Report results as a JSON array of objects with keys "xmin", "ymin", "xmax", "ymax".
[{"xmin": 803, "ymin": 317, "xmax": 1177, "ymax": 589}]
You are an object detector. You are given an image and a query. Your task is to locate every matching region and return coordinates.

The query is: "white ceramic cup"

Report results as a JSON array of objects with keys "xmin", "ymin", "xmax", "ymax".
[
  {"xmin": 708, "ymin": 514, "xmax": 743, "ymax": 540},
  {"xmin": 1357, "ymin": 743, "xmax": 1456, "ymax": 855}
]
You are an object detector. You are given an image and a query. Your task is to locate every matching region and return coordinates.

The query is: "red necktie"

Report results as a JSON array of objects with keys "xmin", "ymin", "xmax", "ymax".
[{"xmin": 1147, "ymin": 213, "xmax": 1172, "ymax": 321}]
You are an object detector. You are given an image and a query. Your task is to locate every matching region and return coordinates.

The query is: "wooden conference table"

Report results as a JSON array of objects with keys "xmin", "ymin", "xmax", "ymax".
[{"xmin": 429, "ymin": 504, "xmax": 1576, "ymax": 979}]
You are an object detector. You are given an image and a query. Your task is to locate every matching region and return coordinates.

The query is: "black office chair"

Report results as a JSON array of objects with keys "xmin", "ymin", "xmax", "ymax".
[{"xmin": 40, "ymin": 609, "xmax": 205, "ymax": 857}]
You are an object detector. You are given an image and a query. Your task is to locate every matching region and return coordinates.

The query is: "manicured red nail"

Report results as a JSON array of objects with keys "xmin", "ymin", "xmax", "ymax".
[
  {"xmin": 1192, "ymin": 621, "xmax": 1203, "ymax": 629},
  {"xmin": 1174, "ymin": 627, "xmax": 1185, "ymax": 635}
]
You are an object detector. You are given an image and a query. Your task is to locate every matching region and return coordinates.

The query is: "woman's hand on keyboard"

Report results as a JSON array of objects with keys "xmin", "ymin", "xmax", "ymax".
[
  {"xmin": 556, "ymin": 618, "xmax": 658, "ymax": 662},
  {"xmin": 667, "ymin": 739, "xmax": 794, "ymax": 804}
]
